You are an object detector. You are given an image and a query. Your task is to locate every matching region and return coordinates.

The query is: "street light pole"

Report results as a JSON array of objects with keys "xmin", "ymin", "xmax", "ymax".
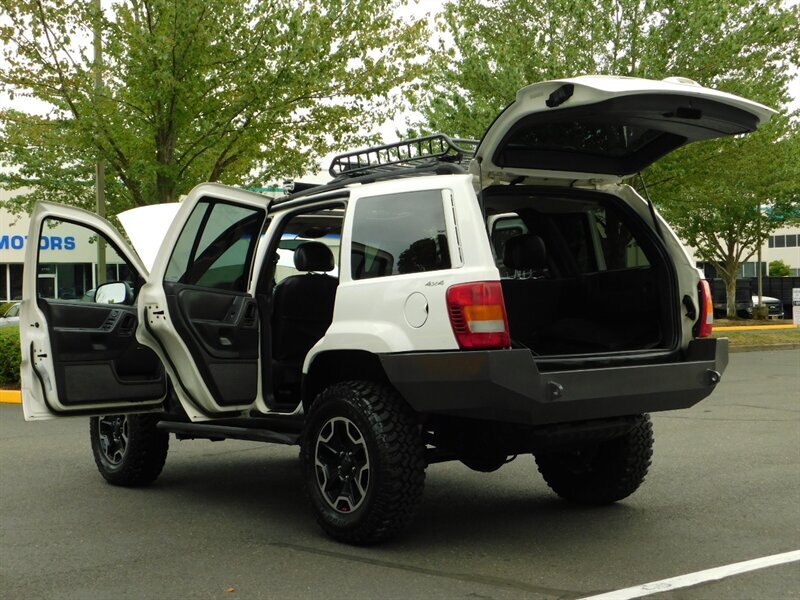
[{"xmin": 93, "ymin": 0, "xmax": 106, "ymax": 286}]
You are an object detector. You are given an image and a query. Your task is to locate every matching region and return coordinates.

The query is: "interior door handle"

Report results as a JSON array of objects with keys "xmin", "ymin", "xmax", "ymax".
[{"xmin": 219, "ymin": 337, "xmax": 233, "ymax": 347}]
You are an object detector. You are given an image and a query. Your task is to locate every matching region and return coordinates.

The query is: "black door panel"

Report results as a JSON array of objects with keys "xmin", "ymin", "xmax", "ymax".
[
  {"xmin": 43, "ymin": 301, "xmax": 166, "ymax": 406},
  {"xmin": 164, "ymin": 283, "xmax": 259, "ymax": 406},
  {"xmin": 177, "ymin": 288, "xmax": 259, "ymax": 359}
]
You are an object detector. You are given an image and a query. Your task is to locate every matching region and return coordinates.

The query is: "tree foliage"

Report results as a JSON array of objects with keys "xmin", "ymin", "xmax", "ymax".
[
  {"xmin": 0, "ymin": 0, "xmax": 429, "ymax": 215},
  {"xmin": 651, "ymin": 117, "xmax": 800, "ymax": 314},
  {"xmin": 412, "ymin": 0, "xmax": 799, "ymax": 317},
  {"xmin": 769, "ymin": 259, "xmax": 792, "ymax": 277}
]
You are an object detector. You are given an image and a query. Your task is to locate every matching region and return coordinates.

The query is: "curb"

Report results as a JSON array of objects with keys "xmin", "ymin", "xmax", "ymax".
[
  {"xmin": 729, "ymin": 343, "xmax": 800, "ymax": 353},
  {"xmin": 715, "ymin": 324, "xmax": 798, "ymax": 332},
  {"xmin": 0, "ymin": 390, "xmax": 21, "ymax": 404}
]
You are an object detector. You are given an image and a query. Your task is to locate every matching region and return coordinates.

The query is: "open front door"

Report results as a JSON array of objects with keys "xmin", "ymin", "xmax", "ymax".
[
  {"xmin": 20, "ymin": 203, "xmax": 166, "ymax": 420},
  {"xmin": 135, "ymin": 184, "xmax": 270, "ymax": 420}
]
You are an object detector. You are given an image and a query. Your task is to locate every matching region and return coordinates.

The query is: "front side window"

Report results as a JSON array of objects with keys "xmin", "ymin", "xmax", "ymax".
[
  {"xmin": 351, "ymin": 190, "xmax": 451, "ymax": 280},
  {"xmin": 165, "ymin": 200, "xmax": 265, "ymax": 291},
  {"xmin": 37, "ymin": 218, "xmax": 135, "ymax": 301}
]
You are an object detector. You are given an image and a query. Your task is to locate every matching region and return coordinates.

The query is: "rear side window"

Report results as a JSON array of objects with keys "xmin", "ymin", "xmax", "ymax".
[
  {"xmin": 165, "ymin": 200, "xmax": 265, "ymax": 291},
  {"xmin": 351, "ymin": 190, "xmax": 451, "ymax": 280},
  {"xmin": 538, "ymin": 207, "xmax": 649, "ymax": 274},
  {"xmin": 591, "ymin": 207, "xmax": 650, "ymax": 269}
]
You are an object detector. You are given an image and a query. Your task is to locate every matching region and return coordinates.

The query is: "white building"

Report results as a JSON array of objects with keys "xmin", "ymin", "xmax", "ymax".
[
  {"xmin": 1, "ymin": 184, "xmax": 287, "ymax": 302},
  {"xmin": 683, "ymin": 224, "xmax": 800, "ymax": 279},
  {"xmin": 1, "ymin": 187, "xmax": 132, "ymax": 302},
  {"xmin": 3, "ymin": 185, "xmax": 798, "ymax": 303}
]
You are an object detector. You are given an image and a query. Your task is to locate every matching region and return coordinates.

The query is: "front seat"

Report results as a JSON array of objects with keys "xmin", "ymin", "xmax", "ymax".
[{"xmin": 271, "ymin": 241, "xmax": 339, "ymax": 364}]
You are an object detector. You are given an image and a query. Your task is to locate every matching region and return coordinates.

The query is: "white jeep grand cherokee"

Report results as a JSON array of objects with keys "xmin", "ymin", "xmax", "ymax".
[{"xmin": 20, "ymin": 76, "xmax": 773, "ymax": 544}]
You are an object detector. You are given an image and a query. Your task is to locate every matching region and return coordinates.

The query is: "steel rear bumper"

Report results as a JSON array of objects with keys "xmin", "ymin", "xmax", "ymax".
[{"xmin": 379, "ymin": 338, "xmax": 728, "ymax": 425}]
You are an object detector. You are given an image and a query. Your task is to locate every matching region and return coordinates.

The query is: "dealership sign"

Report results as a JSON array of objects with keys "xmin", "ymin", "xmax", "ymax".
[{"xmin": 0, "ymin": 234, "xmax": 77, "ymax": 250}]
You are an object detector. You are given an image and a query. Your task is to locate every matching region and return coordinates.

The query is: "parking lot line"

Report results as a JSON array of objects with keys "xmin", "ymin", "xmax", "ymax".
[{"xmin": 579, "ymin": 549, "xmax": 800, "ymax": 600}]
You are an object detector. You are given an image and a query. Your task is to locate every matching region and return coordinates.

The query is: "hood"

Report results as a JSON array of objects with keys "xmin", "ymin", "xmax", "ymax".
[{"xmin": 117, "ymin": 203, "xmax": 182, "ymax": 272}]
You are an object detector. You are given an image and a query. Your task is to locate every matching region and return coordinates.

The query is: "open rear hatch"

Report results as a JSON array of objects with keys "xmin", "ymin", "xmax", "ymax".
[
  {"xmin": 474, "ymin": 75, "xmax": 774, "ymax": 182},
  {"xmin": 475, "ymin": 76, "xmax": 774, "ymax": 368}
]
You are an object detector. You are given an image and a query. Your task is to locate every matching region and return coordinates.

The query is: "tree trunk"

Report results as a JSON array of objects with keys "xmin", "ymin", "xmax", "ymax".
[{"xmin": 724, "ymin": 273, "xmax": 738, "ymax": 319}]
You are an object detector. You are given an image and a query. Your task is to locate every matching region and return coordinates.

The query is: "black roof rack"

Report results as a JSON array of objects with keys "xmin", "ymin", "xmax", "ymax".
[{"xmin": 328, "ymin": 134, "xmax": 478, "ymax": 179}]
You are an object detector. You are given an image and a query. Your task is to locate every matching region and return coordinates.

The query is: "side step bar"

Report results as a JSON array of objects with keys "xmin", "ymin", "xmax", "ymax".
[{"xmin": 157, "ymin": 421, "xmax": 301, "ymax": 445}]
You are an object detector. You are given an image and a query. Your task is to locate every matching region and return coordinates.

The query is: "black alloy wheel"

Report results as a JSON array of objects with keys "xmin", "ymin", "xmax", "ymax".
[
  {"xmin": 302, "ymin": 381, "xmax": 426, "ymax": 545},
  {"xmin": 314, "ymin": 416, "xmax": 370, "ymax": 513},
  {"xmin": 89, "ymin": 413, "xmax": 169, "ymax": 487}
]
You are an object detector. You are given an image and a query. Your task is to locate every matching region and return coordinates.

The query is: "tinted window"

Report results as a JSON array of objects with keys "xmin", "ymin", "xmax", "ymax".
[
  {"xmin": 165, "ymin": 201, "xmax": 265, "ymax": 291},
  {"xmin": 592, "ymin": 207, "xmax": 649, "ymax": 269},
  {"xmin": 351, "ymin": 191, "xmax": 451, "ymax": 280},
  {"xmin": 506, "ymin": 122, "xmax": 662, "ymax": 158}
]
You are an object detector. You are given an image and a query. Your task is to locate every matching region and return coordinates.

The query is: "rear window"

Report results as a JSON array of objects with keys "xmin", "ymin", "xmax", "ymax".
[
  {"xmin": 504, "ymin": 122, "xmax": 662, "ymax": 158},
  {"xmin": 351, "ymin": 190, "xmax": 451, "ymax": 280}
]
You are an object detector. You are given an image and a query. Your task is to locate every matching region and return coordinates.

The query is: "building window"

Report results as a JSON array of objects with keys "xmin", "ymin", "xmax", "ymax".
[
  {"xmin": 774, "ymin": 235, "xmax": 786, "ymax": 248},
  {"xmin": 768, "ymin": 236, "xmax": 775, "ymax": 248},
  {"xmin": 0, "ymin": 265, "xmax": 7, "ymax": 302},
  {"xmin": 737, "ymin": 262, "xmax": 767, "ymax": 278},
  {"xmin": 785, "ymin": 234, "xmax": 797, "ymax": 248},
  {"xmin": 9, "ymin": 264, "xmax": 23, "ymax": 300}
]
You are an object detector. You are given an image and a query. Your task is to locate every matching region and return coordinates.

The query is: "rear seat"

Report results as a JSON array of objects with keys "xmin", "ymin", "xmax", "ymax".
[{"xmin": 500, "ymin": 234, "xmax": 561, "ymax": 349}]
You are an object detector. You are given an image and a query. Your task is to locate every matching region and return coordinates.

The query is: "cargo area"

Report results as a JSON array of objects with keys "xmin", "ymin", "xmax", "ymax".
[{"xmin": 485, "ymin": 186, "xmax": 679, "ymax": 358}]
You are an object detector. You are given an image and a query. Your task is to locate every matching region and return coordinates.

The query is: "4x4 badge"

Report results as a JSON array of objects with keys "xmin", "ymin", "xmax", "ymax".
[{"xmin": 424, "ymin": 280, "xmax": 444, "ymax": 287}]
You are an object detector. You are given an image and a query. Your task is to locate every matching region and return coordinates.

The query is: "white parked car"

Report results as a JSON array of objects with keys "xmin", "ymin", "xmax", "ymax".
[
  {"xmin": 0, "ymin": 302, "xmax": 20, "ymax": 327},
  {"xmin": 19, "ymin": 76, "xmax": 773, "ymax": 544},
  {"xmin": 751, "ymin": 295, "xmax": 785, "ymax": 319}
]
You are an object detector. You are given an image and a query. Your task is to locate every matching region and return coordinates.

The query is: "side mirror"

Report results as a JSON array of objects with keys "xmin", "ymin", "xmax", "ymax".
[{"xmin": 94, "ymin": 281, "xmax": 133, "ymax": 305}]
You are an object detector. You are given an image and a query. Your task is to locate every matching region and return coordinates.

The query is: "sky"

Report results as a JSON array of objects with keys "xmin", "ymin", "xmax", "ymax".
[{"xmin": 1, "ymin": 0, "xmax": 798, "ymax": 182}]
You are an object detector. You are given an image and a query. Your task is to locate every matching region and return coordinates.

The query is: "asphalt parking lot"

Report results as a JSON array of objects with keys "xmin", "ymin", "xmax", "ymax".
[{"xmin": 1, "ymin": 349, "xmax": 798, "ymax": 599}]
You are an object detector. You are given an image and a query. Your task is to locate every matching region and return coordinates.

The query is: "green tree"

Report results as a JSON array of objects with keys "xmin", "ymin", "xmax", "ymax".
[
  {"xmin": 412, "ymin": 0, "xmax": 799, "ymax": 317},
  {"xmin": 0, "ymin": 0, "xmax": 428, "ymax": 215},
  {"xmin": 653, "ymin": 119, "xmax": 800, "ymax": 316},
  {"xmin": 769, "ymin": 259, "xmax": 792, "ymax": 277}
]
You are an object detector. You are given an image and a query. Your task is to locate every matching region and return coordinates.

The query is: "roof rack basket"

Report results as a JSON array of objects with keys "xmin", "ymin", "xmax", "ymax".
[{"xmin": 328, "ymin": 134, "xmax": 478, "ymax": 178}]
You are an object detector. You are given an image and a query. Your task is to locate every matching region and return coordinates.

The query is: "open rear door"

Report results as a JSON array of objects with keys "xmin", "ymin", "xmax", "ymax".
[
  {"xmin": 135, "ymin": 184, "xmax": 270, "ymax": 420},
  {"xmin": 20, "ymin": 203, "xmax": 166, "ymax": 420}
]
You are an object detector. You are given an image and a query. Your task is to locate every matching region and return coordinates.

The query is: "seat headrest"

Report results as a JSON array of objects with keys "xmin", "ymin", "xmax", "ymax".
[
  {"xmin": 503, "ymin": 234, "xmax": 547, "ymax": 270},
  {"xmin": 294, "ymin": 241, "xmax": 335, "ymax": 272}
]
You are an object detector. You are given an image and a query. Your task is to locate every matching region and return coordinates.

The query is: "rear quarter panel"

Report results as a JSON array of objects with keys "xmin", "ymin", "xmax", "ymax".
[{"xmin": 305, "ymin": 175, "xmax": 499, "ymax": 370}]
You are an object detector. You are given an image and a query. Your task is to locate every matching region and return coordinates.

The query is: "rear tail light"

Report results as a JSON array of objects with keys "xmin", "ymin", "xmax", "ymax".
[
  {"xmin": 695, "ymin": 280, "xmax": 713, "ymax": 338},
  {"xmin": 446, "ymin": 281, "xmax": 510, "ymax": 349}
]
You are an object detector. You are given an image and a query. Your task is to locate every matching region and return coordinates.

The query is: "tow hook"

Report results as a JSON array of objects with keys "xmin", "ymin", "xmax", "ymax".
[
  {"xmin": 547, "ymin": 381, "xmax": 564, "ymax": 400},
  {"xmin": 707, "ymin": 370, "xmax": 721, "ymax": 385}
]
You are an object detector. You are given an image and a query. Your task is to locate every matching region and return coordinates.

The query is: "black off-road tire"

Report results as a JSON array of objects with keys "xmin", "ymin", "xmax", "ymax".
[
  {"xmin": 535, "ymin": 414, "xmax": 653, "ymax": 505},
  {"xmin": 90, "ymin": 414, "xmax": 169, "ymax": 487},
  {"xmin": 301, "ymin": 381, "xmax": 426, "ymax": 545}
]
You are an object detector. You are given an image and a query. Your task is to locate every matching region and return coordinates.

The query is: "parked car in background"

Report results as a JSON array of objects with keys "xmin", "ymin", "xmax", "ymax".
[
  {"xmin": 751, "ymin": 295, "xmax": 785, "ymax": 319},
  {"xmin": 0, "ymin": 302, "xmax": 20, "ymax": 327}
]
